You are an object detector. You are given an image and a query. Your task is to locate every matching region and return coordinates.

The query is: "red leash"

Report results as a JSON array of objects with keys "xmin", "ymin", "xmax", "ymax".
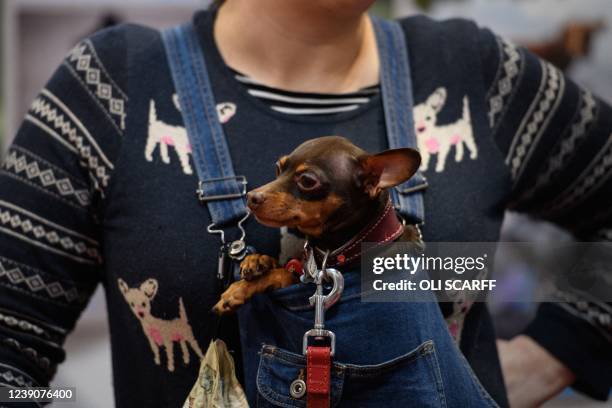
[{"xmin": 307, "ymin": 345, "xmax": 332, "ymax": 408}]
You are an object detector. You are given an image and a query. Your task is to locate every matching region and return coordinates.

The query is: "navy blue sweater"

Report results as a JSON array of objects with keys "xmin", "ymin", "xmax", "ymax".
[{"xmin": 0, "ymin": 8, "xmax": 610, "ymax": 407}]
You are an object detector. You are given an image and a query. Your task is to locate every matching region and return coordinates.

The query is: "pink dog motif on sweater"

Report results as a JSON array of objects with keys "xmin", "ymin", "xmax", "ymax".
[
  {"xmin": 144, "ymin": 95, "xmax": 236, "ymax": 175},
  {"xmin": 118, "ymin": 278, "xmax": 204, "ymax": 372},
  {"xmin": 413, "ymin": 87, "xmax": 478, "ymax": 173},
  {"xmin": 145, "ymin": 98, "xmax": 194, "ymax": 175}
]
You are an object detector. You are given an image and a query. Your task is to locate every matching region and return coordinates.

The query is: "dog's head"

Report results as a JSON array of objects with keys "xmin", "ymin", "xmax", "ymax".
[
  {"xmin": 413, "ymin": 87, "xmax": 447, "ymax": 135},
  {"xmin": 246, "ymin": 136, "xmax": 420, "ymax": 238},
  {"xmin": 118, "ymin": 278, "xmax": 158, "ymax": 320}
]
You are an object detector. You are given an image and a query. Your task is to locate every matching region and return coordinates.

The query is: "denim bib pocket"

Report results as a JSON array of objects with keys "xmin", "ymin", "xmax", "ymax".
[
  {"xmin": 255, "ymin": 345, "xmax": 344, "ymax": 408},
  {"xmin": 255, "ymin": 340, "xmax": 447, "ymax": 408}
]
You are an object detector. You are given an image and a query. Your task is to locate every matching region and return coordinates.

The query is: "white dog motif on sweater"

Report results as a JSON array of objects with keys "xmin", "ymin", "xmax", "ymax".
[
  {"xmin": 118, "ymin": 278, "xmax": 204, "ymax": 372},
  {"xmin": 145, "ymin": 95, "xmax": 236, "ymax": 175},
  {"xmin": 413, "ymin": 88, "xmax": 478, "ymax": 173}
]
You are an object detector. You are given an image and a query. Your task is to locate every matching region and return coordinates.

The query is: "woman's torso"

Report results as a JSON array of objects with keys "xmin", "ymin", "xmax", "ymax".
[{"xmin": 101, "ymin": 10, "xmax": 510, "ymax": 407}]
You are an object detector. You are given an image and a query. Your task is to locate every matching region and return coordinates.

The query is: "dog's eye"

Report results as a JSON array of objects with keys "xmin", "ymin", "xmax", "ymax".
[
  {"xmin": 426, "ymin": 116, "xmax": 432, "ymax": 121},
  {"xmin": 141, "ymin": 302, "xmax": 146, "ymax": 307},
  {"xmin": 130, "ymin": 302, "xmax": 135, "ymax": 308},
  {"xmin": 296, "ymin": 173, "xmax": 321, "ymax": 192}
]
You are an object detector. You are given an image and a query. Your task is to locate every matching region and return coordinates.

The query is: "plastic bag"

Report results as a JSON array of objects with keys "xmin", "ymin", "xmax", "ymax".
[{"xmin": 183, "ymin": 339, "xmax": 249, "ymax": 408}]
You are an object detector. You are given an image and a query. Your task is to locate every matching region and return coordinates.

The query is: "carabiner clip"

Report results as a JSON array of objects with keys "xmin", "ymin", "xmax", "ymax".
[
  {"xmin": 302, "ymin": 268, "xmax": 344, "ymax": 356},
  {"xmin": 319, "ymin": 268, "xmax": 344, "ymax": 310}
]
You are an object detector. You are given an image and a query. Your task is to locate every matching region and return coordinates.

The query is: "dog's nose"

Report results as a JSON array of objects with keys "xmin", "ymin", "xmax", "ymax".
[{"xmin": 247, "ymin": 191, "xmax": 266, "ymax": 209}]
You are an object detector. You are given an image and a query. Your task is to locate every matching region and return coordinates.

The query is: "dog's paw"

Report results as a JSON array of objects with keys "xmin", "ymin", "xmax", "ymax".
[
  {"xmin": 212, "ymin": 280, "xmax": 250, "ymax": 315},
  {"xmin": 240, "ymin": 254, "xmax": 277, "ymax": 281}
]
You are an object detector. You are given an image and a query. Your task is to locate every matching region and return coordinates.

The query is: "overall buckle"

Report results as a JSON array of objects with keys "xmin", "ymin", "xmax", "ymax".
[{"xmin": 196, "ymin": 175, "xmax": 248, "ymax": 202}]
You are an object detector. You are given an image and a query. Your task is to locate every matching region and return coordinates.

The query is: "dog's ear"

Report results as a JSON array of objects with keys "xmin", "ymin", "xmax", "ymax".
[
  {"xmin": 427, "ymin": 87, "xmax": 447, "ymax": 112},
  {"xmin": 140, "ymin": 279, "xmax": 158, "ymax": 299},
  {"xmin": 275, "ymin": 155, "xmax": 289, "ymax": 177},
  {"xmin": 360, "ymin": 148, "xmax": 421, "ymax": 199},
  {"xmin": 118, "ymin": 279, "xmax": 129, "ymax": 295}
]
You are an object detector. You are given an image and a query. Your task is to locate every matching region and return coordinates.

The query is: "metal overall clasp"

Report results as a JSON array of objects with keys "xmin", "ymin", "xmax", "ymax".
[
  {"xmin": 302, "ymin": 249, "xmax": 345, "ymax": 357},
  {"xmin": 208, "ymin": 211, "xmax": 253, "ymax": 282},
  {"xmin": 198, "ymin": 176, "xmax": 251, "ymax": 263}
]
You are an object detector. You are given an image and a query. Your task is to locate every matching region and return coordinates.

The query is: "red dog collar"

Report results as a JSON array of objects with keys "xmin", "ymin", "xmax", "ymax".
[{"xmin": 314, "ymin": 199, "xmax": 404, "ymax": 269}]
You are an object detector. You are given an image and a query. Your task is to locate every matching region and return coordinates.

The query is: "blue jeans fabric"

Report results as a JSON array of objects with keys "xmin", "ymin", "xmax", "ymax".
[{"xmin": 238, "ymin": 270, "xmax": 499, "ymax": 407}]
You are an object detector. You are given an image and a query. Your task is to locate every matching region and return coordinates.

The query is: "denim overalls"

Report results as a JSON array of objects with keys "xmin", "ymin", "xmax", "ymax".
[
  {"xmin": 162, "ymin": 17, "xmax": 499, "ymax": 408},
  {"xmin": 241, "ymin": 269, "xmax": 498, "ymax": 407}
]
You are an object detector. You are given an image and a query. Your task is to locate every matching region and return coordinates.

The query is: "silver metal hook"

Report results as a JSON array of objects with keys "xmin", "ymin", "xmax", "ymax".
[
  {"xmin": 303, "ymin": 268, "xmax": 343, "ymax": 356},
  {"xmin": 206, "ymin": 223, "xmax": 226, "ymax": 244},
  {"xmin": 322, "ymin": 268, "xmax": 344, "ymax": 310},
  {"xmin": 206, "ymin": 210, "xmax": 251, "ymax": 244},
  {"xmin": 236, "ymin": 209, "xmax": 251, "ymax": 242}
]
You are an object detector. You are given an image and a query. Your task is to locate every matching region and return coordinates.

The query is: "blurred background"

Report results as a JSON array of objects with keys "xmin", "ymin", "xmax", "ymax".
[{"xmin": 0, "ymin": 1, "xmax": 610, "ymax": 406}]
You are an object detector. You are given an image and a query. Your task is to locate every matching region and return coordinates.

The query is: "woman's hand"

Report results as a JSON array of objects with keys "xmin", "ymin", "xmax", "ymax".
[{"xmin": 497, "ymin": 335, "xmax": 575, "ymax": 408}]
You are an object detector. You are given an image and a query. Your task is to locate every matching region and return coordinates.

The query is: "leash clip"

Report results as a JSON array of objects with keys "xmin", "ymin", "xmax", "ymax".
[
  {"xmin": 302, "ymin": 267, "xmax": 344, "ymax": 357},
  {"xmin": 302, "ymin": 265, "xmax": 342, "ymax": 408}
]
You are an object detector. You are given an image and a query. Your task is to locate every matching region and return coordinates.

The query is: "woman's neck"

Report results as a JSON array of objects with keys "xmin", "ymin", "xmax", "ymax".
[{"xmin": 214, "ymin": 0, "xmax": 379, "ymax": 93}]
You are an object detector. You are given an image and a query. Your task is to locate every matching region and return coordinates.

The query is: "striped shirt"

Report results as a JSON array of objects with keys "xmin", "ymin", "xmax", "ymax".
[{"xmin": 231, "ymin": 69, "xmax": 380, "ymax": 115}]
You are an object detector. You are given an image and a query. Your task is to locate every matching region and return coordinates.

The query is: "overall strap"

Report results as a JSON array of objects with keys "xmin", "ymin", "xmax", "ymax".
[
  {"xmin": 162, "ymin": 23, "xmax": 247, "ymax": 228},
  {"xmin": 373, "ymin": 17, "xmax": 427, "ymax": 225}
]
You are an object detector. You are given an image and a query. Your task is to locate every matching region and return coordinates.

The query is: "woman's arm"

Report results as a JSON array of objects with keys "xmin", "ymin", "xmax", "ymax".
[
  {"xmin": 0, "ymin": 26, "xmax": 126, "ymax": 390},
  {"xmin": 479, "ymin": 27, "xmax": 612, "ymax": 402}
]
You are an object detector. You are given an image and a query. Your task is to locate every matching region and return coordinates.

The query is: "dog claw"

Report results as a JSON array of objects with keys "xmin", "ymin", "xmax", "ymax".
[
  {"xmin": 212, "ymin": 279, "xmax": 252, "ymax": 315},
  {"xmin": 214, "ymin": 254, "xmax": 283, "ymax": 314}
]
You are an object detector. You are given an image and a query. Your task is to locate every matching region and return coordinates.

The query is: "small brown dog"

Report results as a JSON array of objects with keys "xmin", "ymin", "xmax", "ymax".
[{"xmin": 213, "ymin": 136, "xmax": 421, "ymax": 314}]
